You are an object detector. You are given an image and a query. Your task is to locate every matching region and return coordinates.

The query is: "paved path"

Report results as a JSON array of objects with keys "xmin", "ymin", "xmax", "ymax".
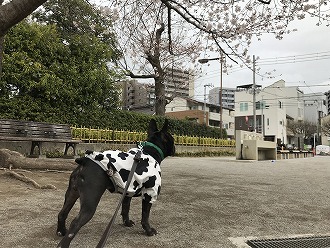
[{"xmin": 1, "ymin": 156, "xmax": 330, "ymax": 247}]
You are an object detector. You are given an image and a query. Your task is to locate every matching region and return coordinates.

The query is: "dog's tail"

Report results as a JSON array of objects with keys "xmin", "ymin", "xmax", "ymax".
[{"xmin": 75, "ymin": 157, "xmax": 86, "ymax": 165}]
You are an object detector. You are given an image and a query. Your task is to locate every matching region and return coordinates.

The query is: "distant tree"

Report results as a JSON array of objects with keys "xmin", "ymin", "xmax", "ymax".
[
  {"xmin": 321, "ymin": 117, "xmax": 330, "ymax": 137},
  {"xmin": 287, "ymin": 119, "xmax": 317, "ymax": 140}
]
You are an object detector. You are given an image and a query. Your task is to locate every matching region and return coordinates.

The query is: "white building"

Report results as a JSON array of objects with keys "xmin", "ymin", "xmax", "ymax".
[
  {"xmin": 234, "ymin": 79, "xmax": 329, "ymax": 148},
  {"xmin": 303, "ymin": 92, "xmax": 327, "ymax": 123},
  {"xmin": 235, "ymin": 82, "xmax": 285, "ymax": 144}
]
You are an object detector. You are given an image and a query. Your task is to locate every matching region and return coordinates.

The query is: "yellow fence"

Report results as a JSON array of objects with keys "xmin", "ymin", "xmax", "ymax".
[{"xmin": 71, "ymin": 127, "xmax": 235, "ymax": 147}]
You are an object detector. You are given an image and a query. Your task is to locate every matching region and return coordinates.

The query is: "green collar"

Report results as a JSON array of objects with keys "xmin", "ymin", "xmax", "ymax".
[{"xmin": 139, "ymin": 141, "xmax": 165, "ymax": 160}]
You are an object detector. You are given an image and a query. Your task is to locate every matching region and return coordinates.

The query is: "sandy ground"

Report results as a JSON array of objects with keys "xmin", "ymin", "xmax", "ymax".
[{"xmin": 1, "ymin": 156, "xmax": 330, "ymax": 248}]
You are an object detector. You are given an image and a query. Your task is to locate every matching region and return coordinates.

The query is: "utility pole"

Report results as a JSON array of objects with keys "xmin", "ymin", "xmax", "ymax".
[
  {"xmin": 219, "ymin": 52, "xmax": 223, "ymax": 139},
  {"xmin": 203, "ymin": 84, "xmax": 212, "ymax": 125},
  {"xmin": 253, "ymin": 55, "xmax": 256, "ymax": 132}
]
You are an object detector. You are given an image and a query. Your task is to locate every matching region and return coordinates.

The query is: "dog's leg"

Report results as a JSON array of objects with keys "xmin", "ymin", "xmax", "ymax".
[
  {"xmin": 57, "ymin": 169, "xmax": 80, "ymax": 237},
  {"xmin": 121, "ymin": 196, "xmax": 135, "ymax": 227},
  {"xmin": 141, "ymin": 196, "xmax": 157, "ymax": 236},
  {"xmin": 57, "ymin": 177, "xmax": 106, "ymax": 248},
  {"xmin": 57, "ymin": 185, "xmax": 79, "ymax": 237}
]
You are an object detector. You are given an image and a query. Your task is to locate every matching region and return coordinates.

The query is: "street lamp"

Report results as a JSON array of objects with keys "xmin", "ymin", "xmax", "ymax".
[{"xmin": 198, "ymin": 53, "xmax": 223, "ymax": 139}]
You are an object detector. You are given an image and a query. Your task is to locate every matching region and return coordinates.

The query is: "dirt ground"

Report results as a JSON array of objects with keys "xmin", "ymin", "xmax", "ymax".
[{"xmin": 1, "ymin": 156, "xmax": 330, "ymax": 248}]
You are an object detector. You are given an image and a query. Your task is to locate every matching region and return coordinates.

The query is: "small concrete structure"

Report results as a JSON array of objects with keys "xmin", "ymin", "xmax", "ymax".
[{"xmin": 236, "ymin": 130, "xmax": 276, "ymax": 160}]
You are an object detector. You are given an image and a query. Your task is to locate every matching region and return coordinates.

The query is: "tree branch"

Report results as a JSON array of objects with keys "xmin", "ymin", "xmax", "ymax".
[
  {"xmin": 127, "ymin": 71, "xmax": 156, "ymax": 79},
  {"xmin": 0, "ymin": 0, "xmax": 48, "ymax": 36},
  {"xmin": 258, "ymin": 0, "xmax": 271, "ymax": 4}
]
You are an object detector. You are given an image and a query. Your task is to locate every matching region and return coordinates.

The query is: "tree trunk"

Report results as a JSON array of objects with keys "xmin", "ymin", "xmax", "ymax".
[
  {"xmin": 0, "ymin": 0, "xmax": 47, "ymax": 36},
  {"xmin": 0, "ymin": 35, "xmax": 4, "ymax": 78},
  {"xmin": 154, "ymin": 76, "xmax": 166, "ymax": 116},
  {"xmin": 0, "ymin": 148, "xmax": 77, "ymax": 171}
]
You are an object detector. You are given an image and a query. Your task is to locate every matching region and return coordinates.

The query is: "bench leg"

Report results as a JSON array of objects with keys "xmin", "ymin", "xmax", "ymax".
[
  {"xmin": 31, "ymin": 141, "xmax": 42, "ymax": 157},
  {"xmin": 65, "ymin": 143, "xmax": 78, "ymax": 156}
]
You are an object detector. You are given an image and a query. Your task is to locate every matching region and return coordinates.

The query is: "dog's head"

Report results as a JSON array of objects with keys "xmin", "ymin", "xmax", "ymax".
[{"xmin": 146, "ymin": 119, "xmax": 175, "ymax": 159}]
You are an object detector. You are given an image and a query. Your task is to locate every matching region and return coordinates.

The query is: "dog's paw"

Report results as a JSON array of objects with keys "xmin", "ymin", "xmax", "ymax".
[
  {"xmin": 145, "ymin": 228, "xmax": 157, "ymax": 236},
  {"xmin": 124, "ymin": 220, "xmax": 135, "ymax": 227},
  {"xmin": 56, "ymin": 229, "xmax": 67, "ymax": 237}
]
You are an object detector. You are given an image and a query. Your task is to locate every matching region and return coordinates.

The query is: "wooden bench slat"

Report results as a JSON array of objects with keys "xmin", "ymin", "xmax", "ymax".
[
  {"xmin": 0, "ymin": 119, "xmax": 81, "ymax": 157},
  {"xmin": 0, "ymin": 136, "xmax": 80, "ymax": 142}
]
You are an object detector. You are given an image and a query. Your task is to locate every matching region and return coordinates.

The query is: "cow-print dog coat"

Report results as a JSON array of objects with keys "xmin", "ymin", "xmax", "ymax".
[{"xmin": 85, "ymin": 148, "xmax": 161, "ymax": 204}]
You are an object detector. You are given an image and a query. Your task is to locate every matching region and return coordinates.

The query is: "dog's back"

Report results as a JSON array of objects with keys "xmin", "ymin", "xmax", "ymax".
[{"xmin": 84, "ymin": 148, "xmax": 161, "ymax": 203}]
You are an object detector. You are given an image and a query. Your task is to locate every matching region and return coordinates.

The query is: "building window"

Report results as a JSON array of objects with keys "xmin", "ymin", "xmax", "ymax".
[
  {"xmin": 279, "ymin": 101, "xmax": 282, "ymax": 108},
  {"xmin": 267, "ymin": 118, "xmax": 270, "ymax": 126},
  {"xmin": 256, "ymin": 101, "xmax": 265, "ymax": 110},
  {"xmin": 240, "ymin": 102, "xmax": 248, "ymax": 112}
]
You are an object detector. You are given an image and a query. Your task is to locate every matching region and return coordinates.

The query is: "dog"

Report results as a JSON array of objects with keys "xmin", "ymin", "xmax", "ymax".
[{"xmin": 56, "ymin": 119, "xmax": 175, "ymax": 248}]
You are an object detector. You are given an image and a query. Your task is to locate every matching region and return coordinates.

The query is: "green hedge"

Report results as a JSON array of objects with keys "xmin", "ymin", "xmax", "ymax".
[
  {"xmin": 93, "ymin": 110, "xmax": 227, "ymax": 139},
  {"xmin": 3, "ymin": 109, "xmax": 226, "ymax": 139}
]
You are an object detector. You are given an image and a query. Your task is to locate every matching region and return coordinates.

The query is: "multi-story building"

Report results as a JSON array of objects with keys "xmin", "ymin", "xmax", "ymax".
[
  {"xmin": 165, "ymin": 96, "xmax": 235, "ymax": 138},
  {"xmin": 121, "ymin": 68, "xmax": 194, "ymax": 114},
  {"xmin": 121, "ymin": 80, "xmax": 154, "ymax": 114},
  {"xmin": 234, "ymin": 79, "xmax": 327, "ymax": 148},
  {"xmin": 209, "ymin": 87, "xmax": 235, "ymax": 109},
  {"xmin": 235, "ymin": 80, "xmax": 288, "ymax": 145},
  {"xmin": 164, "ymin": 68, "xmax": 195, "ymax": 98}
]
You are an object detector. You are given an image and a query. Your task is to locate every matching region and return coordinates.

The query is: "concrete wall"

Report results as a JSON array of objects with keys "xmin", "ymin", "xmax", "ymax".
[
  {"xmin": 236, "ymin": 130, "xmax": 276, "ymax": 160},
  {"xmin": 0, "ymin": 140, "xmax": 234, "ymax": 157}
]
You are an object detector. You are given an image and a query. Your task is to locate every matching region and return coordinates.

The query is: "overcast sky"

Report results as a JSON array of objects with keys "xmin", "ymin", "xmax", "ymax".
[{"xmin": 195, "ymin": 17, "xmax": 330, "ymax": 101}]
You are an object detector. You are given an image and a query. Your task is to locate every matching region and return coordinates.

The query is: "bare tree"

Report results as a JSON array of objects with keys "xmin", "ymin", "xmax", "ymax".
[
  {"xmin": 321, "ymin": 116, "xmax": 330, "ymax": 137},
  {"xmin": 106, "ymin": 0, "xmax": 330, "ymax": 115},
  {"xmin": 287, "ymin": 119, "xmax": 317, "ymax": 140},
  {"xmin": 105, "ymin": 2, "xmax": 201, "ymax": 115},
  {"xmin": 1, "ymin": 0, "xmax": 330, "ymax": 114}
]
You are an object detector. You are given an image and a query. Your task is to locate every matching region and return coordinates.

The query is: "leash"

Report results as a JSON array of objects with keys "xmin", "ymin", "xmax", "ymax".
[{"xmin": 96, "ymin": 150, "xmax": 142, "ymax": 248}]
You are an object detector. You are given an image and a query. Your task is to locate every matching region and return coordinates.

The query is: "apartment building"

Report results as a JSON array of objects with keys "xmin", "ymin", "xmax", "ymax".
[
  {"xmin": 209, "ymin": 87, "xmax": 235, "ymax": 109},
  {"xmin": 120, "ymin": 80, "xmax": 154, "ymax": 114},
  {"xmin": 234, "ymin": 79, "xmax": 329, "ymax": 148},
  {"xmin": 121, "ymin": 68, "xmax": 194, "ymax": 114},
  {"xmin": 164, "ymin": 68, "xmax": 195, "ymax": 98}
]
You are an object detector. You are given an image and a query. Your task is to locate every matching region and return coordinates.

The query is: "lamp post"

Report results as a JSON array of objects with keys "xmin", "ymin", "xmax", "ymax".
[{"xmin": 198, "ymin": 53, "xmax": 223, "ymax": 138}]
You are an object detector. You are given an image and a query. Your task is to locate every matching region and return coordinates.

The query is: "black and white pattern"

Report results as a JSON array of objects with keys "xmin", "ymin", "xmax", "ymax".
[{"xmin": 85, "ymin": 148, "xmax": 161, "ymax": 204}]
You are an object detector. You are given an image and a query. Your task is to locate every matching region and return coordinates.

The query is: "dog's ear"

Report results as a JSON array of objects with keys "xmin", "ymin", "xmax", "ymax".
[
  {"xmin": 148, "ymin": 119, "xmax": 158, "ymax": 136},
  {"xmin": 161, "ymin": 119, "xmax": 169, "ymax": 132}
]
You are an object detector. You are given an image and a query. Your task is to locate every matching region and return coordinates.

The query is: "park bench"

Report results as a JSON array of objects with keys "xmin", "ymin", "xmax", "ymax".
[
  {"xmin": 235, "ymin": 130, "xmax": 277, "ymax": 160},
  {"xmin": 0, "ymin": 119, "xmax": 80, "ymax": 157}
]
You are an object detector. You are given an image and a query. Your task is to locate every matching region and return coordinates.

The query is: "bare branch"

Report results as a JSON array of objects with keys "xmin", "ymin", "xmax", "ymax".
[
  {"xmin": 127, "ymin": 71, "xmax": 156, "ymax": 79},
  {"xmin": 258, "ymin": 0, "xmax": 271, "ymax": 4}
]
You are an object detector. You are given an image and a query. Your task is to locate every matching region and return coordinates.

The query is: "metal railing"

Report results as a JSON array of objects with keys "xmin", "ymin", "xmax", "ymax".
[{"xmin": 71, "ymin": 126, "xmax": 235, "ymax": 147}]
